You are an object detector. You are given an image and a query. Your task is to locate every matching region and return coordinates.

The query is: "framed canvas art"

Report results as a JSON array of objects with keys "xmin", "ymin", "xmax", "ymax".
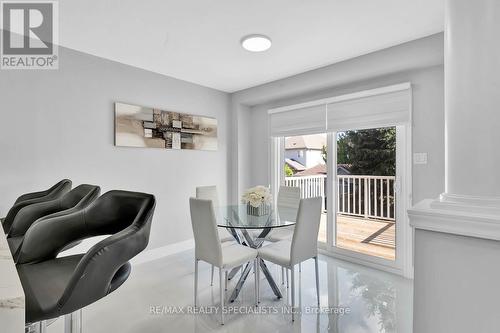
[{"xmin": 115, "ymin": 102, "xmax": 217, "ymax": 151}]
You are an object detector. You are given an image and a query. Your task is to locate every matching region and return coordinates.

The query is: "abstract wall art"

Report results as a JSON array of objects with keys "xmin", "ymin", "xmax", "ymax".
[{"xmin": 114, "ymin": 102, "xmax": 217, "ymax": 151}]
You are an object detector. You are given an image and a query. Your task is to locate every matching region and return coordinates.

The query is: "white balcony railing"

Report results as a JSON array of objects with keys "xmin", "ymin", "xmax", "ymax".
[{"xmin": 285, "ymin": 174, "xmax": 396, "ymax": 221}]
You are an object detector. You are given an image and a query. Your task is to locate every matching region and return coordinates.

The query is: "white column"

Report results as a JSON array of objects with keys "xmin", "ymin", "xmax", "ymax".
[
  {"xmin": 445, "ymin": 0, "xmax": 500, "ymax": 198},
  {"xmin": 409, "ymin": 2, "xmax": 500, "ymax": 332}
]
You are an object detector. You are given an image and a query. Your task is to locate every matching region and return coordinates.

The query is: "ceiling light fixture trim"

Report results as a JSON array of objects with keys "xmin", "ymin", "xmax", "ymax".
[{"xmin": 241, "ymin": 34, "xmax": 272, "ymax": 52}]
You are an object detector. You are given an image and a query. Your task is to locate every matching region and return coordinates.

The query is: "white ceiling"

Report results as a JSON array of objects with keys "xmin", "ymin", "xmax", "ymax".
[{"xmin": 60, "ymin": 0, "xmax": 444, "ymax": 93}]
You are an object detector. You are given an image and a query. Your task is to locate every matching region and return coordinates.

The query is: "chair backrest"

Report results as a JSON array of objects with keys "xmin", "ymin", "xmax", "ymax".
[
  {"xmin": 16, "ymin": 190, "xmax": 155, "ymax": 316},
  {"xmin": 60, "ymin": 184, "xmax": 100, "ymax": 210},
  {"xmin": 189, "ymin": 197, "xmax": 222, "ymax": 267},
  {"xmin": 58, "ymin": 190, "xmax": 156, "ymax": 315},
  {"xmin": 13, "ymin": 179, "xmax": 71, "ymax": 205},
  {"xmin": 277, "ymin": 186, "xmax": 301, "ymax": 222},
  {"xmin": 3, "ymin": 179, "xmax": 72, "ymax": 233},
  {"xmin": 290, "ymin": 197, "xmax": 322, "ymax": 265},
  {"xmin": 8, "ymin": 184, "xmax": 100, "ymax": 238},
  {"xmin": 196, "ymin": 186, "xmax": 230, "ymax": 240},
  {"xmin": 196, "ymin": 186, "xmax": 220, "ymax": 208},
  {"xmin": 18, "ymin": 190, "xmax": 155, "ymax": 264}
]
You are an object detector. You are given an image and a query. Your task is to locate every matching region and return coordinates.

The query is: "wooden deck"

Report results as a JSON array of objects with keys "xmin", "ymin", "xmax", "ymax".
[{"xmin": 318, "ymin": 214, "xmax": 395, "ymax": 260}]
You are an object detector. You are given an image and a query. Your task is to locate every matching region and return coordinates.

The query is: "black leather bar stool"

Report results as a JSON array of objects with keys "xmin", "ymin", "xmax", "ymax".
[
  {"xmin": 2, "ymin": 179, "xmax": 72, "ymax": 233},
  {"xmin": 16, "ymin": 190, "xmax": 156, "ymax": 333},
  {"xmin": 7, "ymin": 184, "xmax": 101, "ymax": 258}
]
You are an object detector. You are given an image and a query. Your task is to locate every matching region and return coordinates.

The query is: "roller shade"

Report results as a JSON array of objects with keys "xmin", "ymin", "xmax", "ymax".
[
  {"xmin": 327, "ymin": 88, "xmax": 411, "ymax": 131},
  {"xmin": 269, "ymin": 104, "xmax": 327, "ymax": 137}
]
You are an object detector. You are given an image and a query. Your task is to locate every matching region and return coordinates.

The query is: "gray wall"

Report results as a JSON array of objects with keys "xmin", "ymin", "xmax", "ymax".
[
  {"xmin": 414, "ymin": 229, "xmax": 500, "ymax": 332},
  {"xmin": 0, "ymin": 47, "xmax": 230, "ymax": 250}
]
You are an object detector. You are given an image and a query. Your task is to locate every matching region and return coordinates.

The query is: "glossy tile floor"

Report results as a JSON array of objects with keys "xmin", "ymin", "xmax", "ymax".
[{"xmin": 47, "ymin": 249, "xmax": 413, "ymax": 333}]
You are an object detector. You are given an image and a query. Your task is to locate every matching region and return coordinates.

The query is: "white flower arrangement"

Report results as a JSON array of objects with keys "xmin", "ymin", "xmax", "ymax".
[{"xmin": 241, "ymin": 185, "xmax": 273, "ymax": 208}]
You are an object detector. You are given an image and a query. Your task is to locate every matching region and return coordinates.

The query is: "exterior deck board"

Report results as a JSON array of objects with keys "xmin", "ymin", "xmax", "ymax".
[{"xmin": 318, "ymin": 214, "xmax": 395, "ymax": 260}]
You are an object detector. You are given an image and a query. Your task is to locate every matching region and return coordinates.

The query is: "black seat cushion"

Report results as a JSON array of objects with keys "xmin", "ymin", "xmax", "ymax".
[{"xmin": 17, "ymin": 255, "xmax": 84, "ymax": 323}]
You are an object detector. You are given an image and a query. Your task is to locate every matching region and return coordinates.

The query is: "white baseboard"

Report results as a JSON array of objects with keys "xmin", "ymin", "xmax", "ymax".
[{"xmin": 131, "ymin": 238, "xmax": 195, "ymax": 266}]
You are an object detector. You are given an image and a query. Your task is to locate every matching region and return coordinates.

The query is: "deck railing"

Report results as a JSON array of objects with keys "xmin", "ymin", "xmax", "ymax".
[{"xmin": 285, "ymin": 174, "xmax": 396, "ymax": 221}]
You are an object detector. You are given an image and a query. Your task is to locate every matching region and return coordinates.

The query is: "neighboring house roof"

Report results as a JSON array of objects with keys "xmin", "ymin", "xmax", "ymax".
[
  {"xmin": 285, "ymin": 158, "xmax": 306, "ymax": 171},
  {"xmin": 337, "ymin": 165, "xmax": 351, "ymax": 175},
  {"xmin": 294, "ymin": 163, "xmax": 351, "ymax": 176},
  {"xmin": 295, "ymin": 163, "xmax": 326, "ymax": 176},
  {"xmin": 285, "ymin": 134, "xmax": 326, "ymax": 150}
]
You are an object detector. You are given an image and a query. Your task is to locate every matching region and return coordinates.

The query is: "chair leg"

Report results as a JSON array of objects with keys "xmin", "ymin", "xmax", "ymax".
[
  {"xmin": 290, "ymin": 265, "xmax": 295, "ymax": 322},
  {"xmin": 225, "ymin": 270, "xmax": 228, "ymax": 291},
  {"xmin": 281, "ymin": 266, "xmax": 285, "ymax": 285},
  {"xmin": 314, "ymin": 257, "xmax": 320, "ymax": 306},
  {"xmin": 194, "ymin": 259, "xmax": 199, "ymax": 307},
  {"xmin": 220, "ymin": 268, "xmax": 225, "ymax": 325},
  {"xmin": 32, "ymin": 321, "xmax": 47, "ymax": 333},
  {"xmin": 26, "ymin": 322, "xmax": 46, "ymax": 333},
  {"xmin": 64, "ymin": 309, "xmax": 82, "ymax": 333},
  {"xmin": 211, "ymin": 265, "xmax": 214, "ymax": 286},
  {"xmin": 254, "ymin": 259, "xmax": 258, "ymax": 306},
  {"xmin": 257, "ymin": 260, "xmax": 260, "ymax": 304}
]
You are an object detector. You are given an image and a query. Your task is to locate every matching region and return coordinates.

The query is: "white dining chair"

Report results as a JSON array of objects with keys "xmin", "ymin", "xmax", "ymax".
[
  {"xmin": 190, "ymin": 198, "xmax": 258, "ymax": 325},
  {"xmin": 257, "ymin": 196, "xmax": 322, "ymax": 321},
  {"xmin": 268, "ymin": 186, "xmax": 301, "ymax": 242},
  {"xmin": 266, "ymin": 186, "xmax": 301, "ymax": 284},
  {"xmin": 196, "ymin": 186, "xmax": 235, "ymax": 286}
]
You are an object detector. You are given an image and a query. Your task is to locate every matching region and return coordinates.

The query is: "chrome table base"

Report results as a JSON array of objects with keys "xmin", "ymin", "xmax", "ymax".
[{"xmin": 227, "ymin": 227, "xmax": 283, "ymax": 303}]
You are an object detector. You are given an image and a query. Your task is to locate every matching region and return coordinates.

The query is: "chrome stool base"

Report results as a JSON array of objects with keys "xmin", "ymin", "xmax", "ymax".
[
  {"xmin": 64, "ymin": 309, "xmax": 82, "ymax": 333},
  {"xmin": 25, "ymin": 310, "xmax": 82, "ymax": 333},
  {"xmin": 25, "ymin": 321, "xmax": 46, "ymax": 333}
]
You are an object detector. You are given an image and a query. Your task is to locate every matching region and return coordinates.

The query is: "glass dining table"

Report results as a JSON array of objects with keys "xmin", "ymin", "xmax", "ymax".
[{"xmin": 217, "ymin": 205, "xmax": 297, "ymax": 303}]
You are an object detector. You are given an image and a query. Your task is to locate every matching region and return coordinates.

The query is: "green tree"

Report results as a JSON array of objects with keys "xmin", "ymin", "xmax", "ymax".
[
  {"xmin": 322, "ymin": 128, "xmax": 396, "ymax": 176},
  {"xmin": 336, "ymin": 132, "xmax": 350, "ymax": 164},
  {"xmin": 284, "ymin": 163, "xmax": 294, "ymax": 176},
  {"xmin": 322, "ymin": 135, "xmax": 348, "ymax": 164},
  {"xmin": 343, "ymin": 127, "xmax": 396, "ymax": 176}
]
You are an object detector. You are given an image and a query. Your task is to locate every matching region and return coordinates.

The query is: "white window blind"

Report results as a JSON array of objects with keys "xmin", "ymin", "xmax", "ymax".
[
  {"xmin": 326, "ymin": 87, "xmax": 411, "ymax": 132},
  {"xmin": 268, "ymin": 83, "xmax": 411, "ymax": 136},
  {"xmin": 269, "ymin": 104, "xmax": 327, "ymax": 137}
]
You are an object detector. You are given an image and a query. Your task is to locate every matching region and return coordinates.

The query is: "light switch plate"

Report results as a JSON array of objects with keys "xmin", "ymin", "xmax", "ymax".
[{"xmin": 413, "ymin": 153, "xmax": 428, "ymax": 165}]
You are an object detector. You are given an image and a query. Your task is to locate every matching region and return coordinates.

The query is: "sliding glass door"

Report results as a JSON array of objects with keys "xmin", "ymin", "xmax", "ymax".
[
  {"xmin": 282, "ymin": 133, "xmax": 328, "ymax": 244},
  {"xmin": 273, "ymin": 125, "xmax": 409, "ymax": 275},
  {"xmin": 334, "ymin": 127, "xmax": 396, "ymax": 261},
  {"xmin": 269, "ymin": 84, "xmax": 412, "ymax": 276}
]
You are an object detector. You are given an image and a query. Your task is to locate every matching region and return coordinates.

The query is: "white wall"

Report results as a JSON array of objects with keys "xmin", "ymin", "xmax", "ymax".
[
  {"xmin": 285, "ymin": 149, "xmax": 324, "ymax": 169},
  {"xmin": 0, "ymin": 47, "xmax": 230, "ymax": 250}
]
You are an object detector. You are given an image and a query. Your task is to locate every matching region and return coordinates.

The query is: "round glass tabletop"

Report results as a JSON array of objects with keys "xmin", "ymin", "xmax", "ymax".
[{"xmin": 216, "ymin": 205, "xmax": 296, "ymax": 229}]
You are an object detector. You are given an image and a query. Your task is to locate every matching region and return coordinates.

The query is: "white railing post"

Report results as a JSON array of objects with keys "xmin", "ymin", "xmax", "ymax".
[
  {"xmin": 358, "ymin": 178, "xmax": 361, "ymax": 215},
  {"xmin": 364, "ymin": 177, "xmax": 369, "ymax": 218},
  {"xmin": 347, "ymin": 177, "xmax": 351, "ymax": 214},
  {"xmin": 335, "ymin": 176, "xmax": 340, "ymax": 211},
  {"xmin": 285, "ymin": 174, "xmax": 395, "ymax": 221},
  {"xmin": 386, "ymin": 179, "xmax": 390, "ymax": 219}
]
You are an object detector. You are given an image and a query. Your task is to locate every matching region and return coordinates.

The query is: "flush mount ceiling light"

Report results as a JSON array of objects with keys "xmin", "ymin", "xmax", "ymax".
[{"xmin": 241, "ymin": 34, "xmax": 272, "ymax": 52}]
